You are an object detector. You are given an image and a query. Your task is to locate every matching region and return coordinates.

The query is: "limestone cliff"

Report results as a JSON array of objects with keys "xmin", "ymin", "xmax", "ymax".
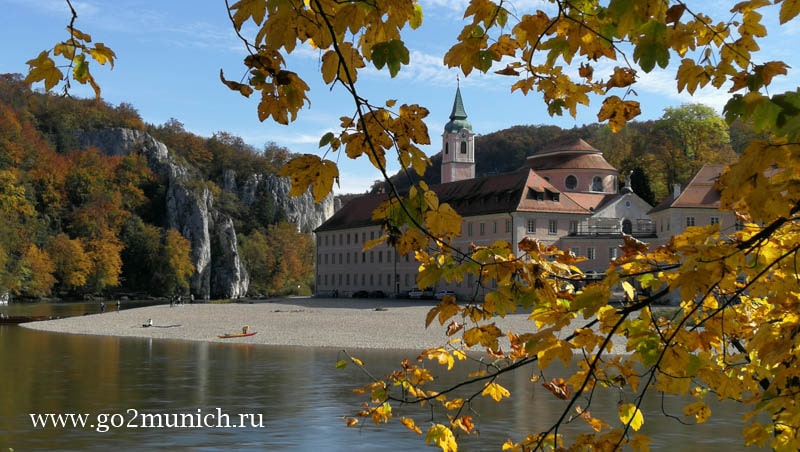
[{"xmin": 75, "ymin": 128, "xmax": 331, "ymax": 299}]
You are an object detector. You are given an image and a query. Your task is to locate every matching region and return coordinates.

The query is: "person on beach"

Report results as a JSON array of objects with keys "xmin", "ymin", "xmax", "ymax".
[
  {"xmin": 100, "ymin": 302, "xmax": 105, "ymax": 313},
  {"xmin": 242, "ymin": 325, "xmax": 249, "ymax": 334}
]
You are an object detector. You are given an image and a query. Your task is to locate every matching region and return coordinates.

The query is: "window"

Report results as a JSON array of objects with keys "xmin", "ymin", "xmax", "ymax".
[
  {"xmin": 480, "ymin": 222, "xmax": 485, "ymax": 236},
  {"xmin": 467, "ymin": 222, "xmax": 474, "ymax": 236},
  {"xmin": 370, "ymin": 252, "xmax": 374, "ymax": 263},
  {"xmin": 354, "ymin": 233, "xmax": 358, "ymax": 244},
  {"xmin": 460, "ymin": 141, "xmax": 467, "ymax": 153},
  {"xmin": 710, "ymin": 216, "xmax": 720, "ymax": 225},
  {"xmin": 609, "ymin": 247, "xmax": 618, "ymax": 260},
  {"xmin": 587, "ymin": 247, "xmax": 596, "ymax": 260},
  {"xmin": 346, "ymin": 274, "xmax": 350, "ymax": 285},
  {"xmin": 346, "ymin": 234, "xmax": 350, "ymax": 245},
  {"xmin": 505, "ymin": 220, "xmax": 512, "ymax": 233},
  {"xmin": 592, "ymin": 176, "xmax": 603, "ymax": 192},
  {"xmin": 625, "ymin": 200, "xmax": 631, "ymax": 208},
  {"xmin": 346, "ymin": 253, "xmax": 350, "ymax": 264},
  {"xmin": 686, "ymin": 216, "xmax": 696, "ymax": 227},
  {"xmin": 527, "ymin": 219, "xmax": 536, "ymax": 234},
  {"xmin": 565, "ymin": 175, "xmax": 578, "ymax": 190},
  {"xmin": 571, "ymin": 247, "xmax": 580, "ymax": 257},
  {"xmin": 362, "ymin": 252, "xmax": 366, "ymax": 263},
  {"xmin": 444, "ymin": 142, "xmax": 449, "ymax": 154},
  {"xmin": 378, "ymin": 251, "xmax": 382, "ymax": 263},
  {"xmin": 362, "ymin": 232, "xmax": 366, "ymax": 243},
  {"xmin": 548, "ymin": 219, "xmax": 558, "ymax": 235},
  {"xmin": 569, "ymin": 220, "xmax": 578, "ymax": 234},
  {"xmin": 492, "ymin": 221, "xmax": 497, "ymax": 234},
  {"xmin": 338, "ymin": 253, "xmax": 343, "ymax": 264}
]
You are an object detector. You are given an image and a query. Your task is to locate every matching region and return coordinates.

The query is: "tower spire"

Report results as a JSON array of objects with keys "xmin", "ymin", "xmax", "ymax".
[{"xmin": 441, "ymin": 84, "xmax": 475, "ymax": 183}]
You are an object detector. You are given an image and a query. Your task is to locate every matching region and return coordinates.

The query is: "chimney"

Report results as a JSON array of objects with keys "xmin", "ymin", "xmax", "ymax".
[{"xmin": 673, "ymin": 183, "xmax": 681, "ymax": 199}]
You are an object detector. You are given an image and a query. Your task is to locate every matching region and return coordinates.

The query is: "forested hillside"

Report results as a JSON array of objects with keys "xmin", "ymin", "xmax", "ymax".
[
  {"xmin": 377, "ymin": 104, "xmax": 760, "ymax": 205},
  {"xmin": 0, "ymin": 73, "xmax": 313, "ymax": 300}
]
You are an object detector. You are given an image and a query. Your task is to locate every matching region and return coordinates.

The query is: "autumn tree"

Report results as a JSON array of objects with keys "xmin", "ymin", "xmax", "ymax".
[
  {"xmin": 239, "ymin": 222, "xmax": 314, "ymax": 296},
  {"xmin": 47, "ymin": 233, "xmax": 91, "ymax": 294},
  {"xmin": 25, "ymin": 0, "xmax": 800, "ymax": 450},
  {"xmin": 159, "ymin": 228, "xmax": 194, "ymax": 296}
]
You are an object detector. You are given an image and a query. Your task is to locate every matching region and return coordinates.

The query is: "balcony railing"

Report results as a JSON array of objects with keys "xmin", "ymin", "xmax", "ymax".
[{"xmin": 569, "ymin": 218, "xmax": 656, "ymax": 237}]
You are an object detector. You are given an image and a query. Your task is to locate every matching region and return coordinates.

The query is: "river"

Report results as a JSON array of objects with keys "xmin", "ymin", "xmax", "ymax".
[{"xmin": 0, "ymin": 301, "xmax": 763, "ymax": 450}]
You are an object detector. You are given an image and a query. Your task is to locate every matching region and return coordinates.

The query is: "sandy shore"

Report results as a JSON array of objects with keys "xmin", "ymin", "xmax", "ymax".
[{"xmin": 21, "ymin": 297, "xmax": 627, "ymax": 351}]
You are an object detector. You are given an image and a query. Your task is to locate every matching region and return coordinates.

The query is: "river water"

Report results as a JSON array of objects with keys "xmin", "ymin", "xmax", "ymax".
[{"xmin": 0, "ymin": 301, "xmax": 763, "ymax": 450}]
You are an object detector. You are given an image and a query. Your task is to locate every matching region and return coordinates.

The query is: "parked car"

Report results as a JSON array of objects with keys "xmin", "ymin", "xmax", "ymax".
[
  {"xmin": 368, "ymin": 290, "xmax": 386, "ymax": 298},
  {"xmin": 408, "ymin": 288, "xmax": 424, "ymax": 299},
  {"xmin": 435, "ymin": 290, "xmax": 456, "ymax": 300},
  {"xmin": 352, "ymin": 290, "xmax": 369, "ymax": 298}
]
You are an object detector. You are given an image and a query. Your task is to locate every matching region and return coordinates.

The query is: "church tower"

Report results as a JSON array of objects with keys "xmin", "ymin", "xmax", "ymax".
[{"xmin": 441, "ymin": 84, "xmax": 475, "ymax": 183}]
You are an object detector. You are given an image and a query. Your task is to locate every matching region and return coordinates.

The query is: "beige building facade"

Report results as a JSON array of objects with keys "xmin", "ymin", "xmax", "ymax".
[{"xmin": 314, "ymin": 89, "xmax": 728, "ymax": 299}]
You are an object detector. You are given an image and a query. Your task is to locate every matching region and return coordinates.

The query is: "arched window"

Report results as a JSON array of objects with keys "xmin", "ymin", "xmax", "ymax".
[
  {"xmin": 622, "ymin": 219, "xmax": 632, "ymax": 234},
  {"xmin": 592, "ymin": 176, "xmax": 603, "ymax": 191},
  {"xmin": 565, "ymin": 175, "xmax": 578, "ymax": 190},
  {"xmin": 444, "ymin": 142, "xmax": 449, "ymax": 154},
  {"xmin": 460, "ymin": 141, "xmax": 467, "ymax": 154}
]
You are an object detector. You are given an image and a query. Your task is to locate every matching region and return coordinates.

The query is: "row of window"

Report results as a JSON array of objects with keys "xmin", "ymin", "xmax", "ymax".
[
  {"xmin": 318, "ymin": 272, "xmax": 497, "ymax": 291},
  {"xmin": 465, "ymin": 219, "xmax": 512, "ymax": 237},
  {"xmin": 320, "ymin": 230, "xmax": 379, "ymax": 248},
  {"xmin": 563, "ymin": 175, "xmax": 605, "ymax": 192},
  {"xmin": 319, "ymin": 250, "xmax": 411, "ymax": 266},
  {"xmin": 526, "ymin": 219, "xmax": 578, "ymax": 235},
  {"xmin": 563, "ymin": 247, "xmax": 619, "ymax": 260}
]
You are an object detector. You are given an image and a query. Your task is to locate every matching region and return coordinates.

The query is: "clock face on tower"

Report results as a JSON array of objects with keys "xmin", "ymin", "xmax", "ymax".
[{"xmin": 461, "ymin": 130, "xmax": 467, "ymax": 138}]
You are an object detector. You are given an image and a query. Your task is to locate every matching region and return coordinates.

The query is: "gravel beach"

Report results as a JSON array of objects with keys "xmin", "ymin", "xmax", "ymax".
[{"xmin": 21, "ymin": 297, "xmax": 628, "ymax": 352}]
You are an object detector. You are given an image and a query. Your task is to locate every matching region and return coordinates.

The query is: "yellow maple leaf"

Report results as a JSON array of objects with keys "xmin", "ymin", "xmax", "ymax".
[
  {"xmin": 400, "ymin": 417, "xmax": 423, "ymax": 435},
  {"xmin": 482, "ymin": 381, "xmax": 511, "ymax": 402},
  {"xmin": 683, "ymin": 401, "xmax": 711, "ymax": 423},
  {"xmin": 618, "ymin": 403, "xmax": 644, "ymax": 431},
  {"xmin": 426, "ymin": 424, "xmax": 458, "ymax": 452}
]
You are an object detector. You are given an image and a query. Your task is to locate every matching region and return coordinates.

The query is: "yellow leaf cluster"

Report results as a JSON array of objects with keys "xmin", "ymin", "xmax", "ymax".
[{"xmin": 481, "ymin": 381, "xmax": 511, "ymax": 402}]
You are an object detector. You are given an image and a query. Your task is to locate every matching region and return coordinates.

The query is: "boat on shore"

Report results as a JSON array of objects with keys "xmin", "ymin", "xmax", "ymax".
[
  {"xmin": 217, "ymin": 332, "xmax": 257, "ymax": 339},
  {"xmin": 0, "ymin": 315, "xmax": 53, "ymax": 325}
]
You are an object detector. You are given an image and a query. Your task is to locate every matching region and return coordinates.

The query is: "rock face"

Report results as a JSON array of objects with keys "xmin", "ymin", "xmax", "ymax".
[
  {"xmin": 234, "ymin": 171, "xmax": 336, "ymax": 232},
  {"xmin": 75, "ymin": 128, "xmax": 332, "ymax": 299}
]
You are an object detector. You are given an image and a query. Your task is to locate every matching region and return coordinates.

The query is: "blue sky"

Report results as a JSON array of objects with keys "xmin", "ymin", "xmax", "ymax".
[{"xmin": 2, "ymin": 1, "xmax": 799, "ymax": 194}]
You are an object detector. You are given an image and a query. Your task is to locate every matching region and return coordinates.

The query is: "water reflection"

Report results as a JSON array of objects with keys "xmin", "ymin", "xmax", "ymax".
[{"xmin": 1, "ymin": 316, "xmax": 765, "ymax": 450}]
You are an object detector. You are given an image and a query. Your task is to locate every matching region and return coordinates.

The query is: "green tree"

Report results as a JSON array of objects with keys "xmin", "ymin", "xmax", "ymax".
[
  {"xmin": 652, "ymin": 104, "xmax": 738, "ymax": 187},
  {"xmin": 120, "ymin": 216, "xmax": 161, "ymax": 290}
]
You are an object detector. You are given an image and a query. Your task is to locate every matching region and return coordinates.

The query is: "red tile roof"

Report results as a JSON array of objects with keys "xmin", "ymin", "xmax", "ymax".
[
  {"xmin": 316, "ymin": 169, "xmax": 591, "ymax": 232},
  {"xmin": 524, "ymin": 152, "xmax": 617, "ymax": 171},
  {"xmin": 650, "ymin": 164, "xmax": 725, "ymax": 213}
]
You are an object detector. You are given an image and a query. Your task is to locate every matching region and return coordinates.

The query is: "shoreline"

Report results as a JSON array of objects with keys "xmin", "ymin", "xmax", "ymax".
[{"xmin": 21, "ymin": 297, "xmax": 628, "ymax": 352}]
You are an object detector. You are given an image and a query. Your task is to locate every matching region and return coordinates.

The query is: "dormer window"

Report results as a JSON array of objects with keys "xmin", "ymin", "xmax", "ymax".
[{"xmin": 527, "ymin": 188, "xmax": 544, "ymax": 201}]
